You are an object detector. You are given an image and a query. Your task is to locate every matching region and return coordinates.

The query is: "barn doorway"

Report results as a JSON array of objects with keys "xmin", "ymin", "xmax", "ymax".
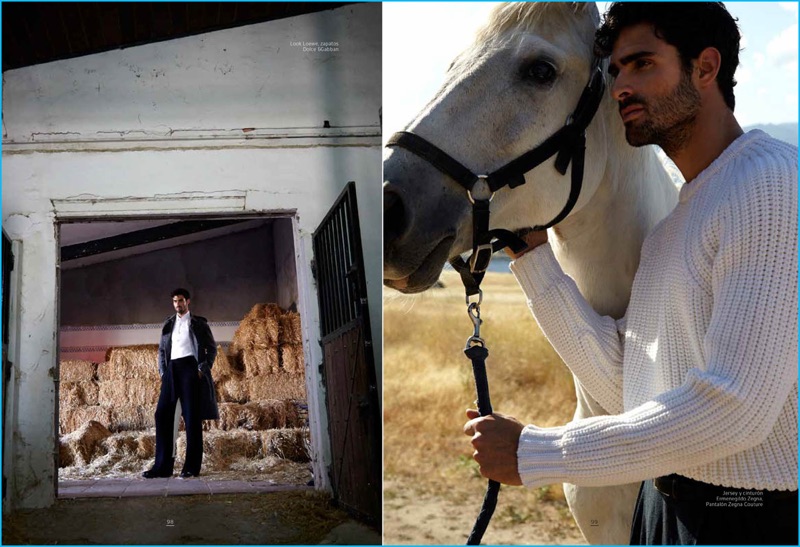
[{"xmin": 55, "ymin": 215, "xmax": 313, "ymax": 497}]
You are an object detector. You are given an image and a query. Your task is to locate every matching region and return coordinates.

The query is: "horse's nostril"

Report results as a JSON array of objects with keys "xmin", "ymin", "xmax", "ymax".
[{"xmin": 384, "ymin": 187, "xmax": 407, "ymax": 245}]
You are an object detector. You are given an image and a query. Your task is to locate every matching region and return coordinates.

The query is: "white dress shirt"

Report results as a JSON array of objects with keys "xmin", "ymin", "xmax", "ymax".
[{"xmin": 170, "ymin": 312, "xmax": 194, "ymax": 360}]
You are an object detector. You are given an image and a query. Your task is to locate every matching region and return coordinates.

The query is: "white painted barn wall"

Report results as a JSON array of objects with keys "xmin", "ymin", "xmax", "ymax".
[
  {"xmin": 3, "ymin": 5, "xmax": 380, "ymax": 141},
  {"xmin": 1, "ymin": 4, "xmax": 382, "ymax": 510}
]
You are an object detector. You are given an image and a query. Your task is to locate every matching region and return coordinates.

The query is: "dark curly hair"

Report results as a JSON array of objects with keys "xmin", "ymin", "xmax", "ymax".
[
  {"xmin": 171, "ymin": 288, "xmax": 191, "ymax": 300},
  {"xmin": 594, "ymin": 2, "xmax": 741, "ymax": 111}
]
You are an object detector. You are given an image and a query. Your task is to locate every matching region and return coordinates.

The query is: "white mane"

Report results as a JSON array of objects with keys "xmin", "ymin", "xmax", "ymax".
[{"xmin": 478, "ymin": 2, "xmax": 600, "ymax": 49}]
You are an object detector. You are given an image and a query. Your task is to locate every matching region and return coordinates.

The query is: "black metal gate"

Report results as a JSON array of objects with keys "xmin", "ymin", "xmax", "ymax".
[{"xmin": 313, "ymin": 181, "xmax": 380, "ymax": 523}]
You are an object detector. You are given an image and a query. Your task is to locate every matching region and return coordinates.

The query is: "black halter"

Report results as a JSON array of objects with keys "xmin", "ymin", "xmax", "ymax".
[{"xmin": 386, "ymin": 58, "xmax": 606, "ymax": 296}]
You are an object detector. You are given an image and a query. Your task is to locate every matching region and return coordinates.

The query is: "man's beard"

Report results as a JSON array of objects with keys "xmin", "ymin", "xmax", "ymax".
[{"xmin": 621, "ymin": 68, "xmax": 701, "ymax": 156}]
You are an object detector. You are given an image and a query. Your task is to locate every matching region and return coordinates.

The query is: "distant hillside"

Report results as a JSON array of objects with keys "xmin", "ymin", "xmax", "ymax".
[{"xmin": 744, "ymin": 122, "xmax": 798, "ymax": 146}]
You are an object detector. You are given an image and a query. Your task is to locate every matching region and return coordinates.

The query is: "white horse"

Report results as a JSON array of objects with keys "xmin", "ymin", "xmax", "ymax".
[{"xmin": 383, "ymin": 3, "xmax": 678, "ymax": 544}]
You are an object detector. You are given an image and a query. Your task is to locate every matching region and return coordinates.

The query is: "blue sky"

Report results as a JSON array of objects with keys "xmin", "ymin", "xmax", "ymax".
[{"xmin": 383, "ymin": 2, "xmax": 799, "ymax": 138}]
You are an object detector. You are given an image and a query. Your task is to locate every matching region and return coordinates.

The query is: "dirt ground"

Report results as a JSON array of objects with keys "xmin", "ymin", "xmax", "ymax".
[
  {"xmin": 3, "ymin": 490, "xmax": 381, "ymax": 545},
  {"xmin": 383, "ymin": 479, "xmax": 587, "ymax": 545}
]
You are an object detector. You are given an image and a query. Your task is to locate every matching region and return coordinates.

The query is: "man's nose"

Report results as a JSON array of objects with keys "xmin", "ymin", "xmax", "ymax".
[{"xmin": 611, "ymin": 74, "xmax": 632, "ymax": 102}]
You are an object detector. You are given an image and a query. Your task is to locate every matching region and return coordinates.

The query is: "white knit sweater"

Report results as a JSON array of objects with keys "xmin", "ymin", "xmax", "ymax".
[{"xmin": 510, "ymin": 130, "xmax": 798, "ymax": 491}]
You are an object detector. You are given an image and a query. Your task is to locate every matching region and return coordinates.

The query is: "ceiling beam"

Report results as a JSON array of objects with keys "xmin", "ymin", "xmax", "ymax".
[{"xmin": 61, "ymin": 219, "xmax": 250, "ymax": 262}]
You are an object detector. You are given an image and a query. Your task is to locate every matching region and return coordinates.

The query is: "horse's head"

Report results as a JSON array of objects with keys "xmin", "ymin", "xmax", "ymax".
[{"xmin": 384, "ymin": 2, "xmax": 615, "ymax": 293}]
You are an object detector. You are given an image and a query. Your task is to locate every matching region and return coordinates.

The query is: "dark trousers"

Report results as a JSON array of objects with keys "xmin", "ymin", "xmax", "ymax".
[
  {"xmin": 631, "ymin": 475, "xmax": 798, "ymax": 545},
  {"xmin": 152, "ymin": 355, "xmax": 204, "ymax": 475}
]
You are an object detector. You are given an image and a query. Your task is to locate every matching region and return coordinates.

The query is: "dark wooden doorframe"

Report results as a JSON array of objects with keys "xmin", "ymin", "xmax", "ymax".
[
  {"xmin": 313, "ymin": 181, "xmax": 380, "ymax": 523},
  {"xmin": 2, "ymin": 230, "xmax": 14, "ymax": 502}
]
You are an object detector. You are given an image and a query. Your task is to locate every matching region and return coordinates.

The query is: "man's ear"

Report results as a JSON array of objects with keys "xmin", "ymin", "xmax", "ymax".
[{"xmin": 695, "ymin": 47, "xmax": 722, "ymax": 88}]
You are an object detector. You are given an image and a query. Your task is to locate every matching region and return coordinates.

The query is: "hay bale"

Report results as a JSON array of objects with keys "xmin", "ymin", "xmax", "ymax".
[
  {"xmin": 231, "ymin": 303, "xmax": 282, "ymax": 352},
  {"xmin": 280, "ymin": 344, "xmax": 305, "ymax": 375},
  {"xmin": 279, "ymin": 312, "xmax": 303, "ymax": 345},
  {"xmin": 211, "ymin": 345, "xmax": 241, "ymax": 380},
  {"xmin": 233, "ymin": 304, "xmax": 267, "ymax": 348},
  {"xmin": 212, "ymin": 403, "xmax": 241, "ymax": 431},
  {"xmin": 59, "ymin": 360, "xmax": 97, "ymax": 383},
  {"xmin": 211, "ymin": 397, "xmax": 239, "ymax": 431},
  {"xmin": 260, "ymin": 428, "xmax": 311, "ymax": 462},
  {"xmin": 225, "ymin": 349, "xmax": 245, "ymax": 378},
  {"xmin": 98, "ymin": 381, "xmax": 122, "ymax": 406},
  {"xmin": 59, "ymin": 406, "xmax": 114, "ymax": 435},
  {"xmin": 248, "ymin": 400, "xmax": 303, "ymax": 429},
  {"xmin": 59, "ymin": 381, "xmax": 100, "ymax": 408},
  {"xmin": 216, "ymin": 376, "xmax": 249, "ymax": 403},
  {"xmin": 211, "ymin": 401, "xmax": 301, "ymax": 431},
  {"xmin": 229, "ymin": 328, "xmax": 250, "ymax": 357},
  {"xmin": 59, "ymin": 441, "xmax": 74, "ymax": 468},
  {"xmin": 136, "ymin": 433, "xmax": 156, "ymax": 459},
  {"xmin": 98, "ymin": 379, "xmax": 160, "ymax": 407},
  {"xmin": 101, "ymin": 345, "xmax": 160, "ymax": 381},
  {"xmin": 102, "ymin": 434, "xmax": 138, "ymax": 456},
  {"xmin": 249, "ymin": 373, "xmax": 306, "ymax": 401},
  {"xmin": 257, "ymin": 304, "xmax": 282, "ymax": 347},
  {"xmin": 284, "ymin": 401, "xmax": 304, "ymax": 428},
  {"xmin": 128, "ymin": 379, "xmax": 160, "ymax": 406},
  {"xmin": 176, "ymin": 430, "xmax": 262, "ymax": 469},
  {"xmin": 111, "ymin": 404, "xmax": 154, "ymax": 432},
  {"xmin": 61, "ymin": 420, "xmax": 112, "ymax": 466},
  {"xmin": 96, "ymin": 362, "xmax": 111, "ymax": 382},
  {"xmin": 292, "ymin": 401, "xmax": 310, "ymax": 426},
  {"xmin": 211, "ymin": 403, "xmax": 265, "ymax": 431},
  {"xmin": 242, "ymin": 347, "xmax": 280, "ymax": 377},
  {"xmin": 241, "ymin": 349, "xmax": 260, "ymax": 378},
  {"xmin": 243, "ymin": 401, "xmax": 277, "ymax": 430},
  {"xmin": 207, "ymin": 430, "xmax": 262, "ymax": 460}
]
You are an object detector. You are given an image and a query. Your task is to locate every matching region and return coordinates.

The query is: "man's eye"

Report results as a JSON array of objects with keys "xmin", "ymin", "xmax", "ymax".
[
  {"xmin": 634, "ymin": 59, "xmax": 652, "ymax": 70},
  {"xmin": 522, "ymin": 60, "xmax": 558, "ymax": 85}
]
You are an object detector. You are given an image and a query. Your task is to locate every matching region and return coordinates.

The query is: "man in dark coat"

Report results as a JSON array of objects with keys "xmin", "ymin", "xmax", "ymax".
[{"xmin": 143, "ymin": 288, "xmax": 219, "ymax": 479}]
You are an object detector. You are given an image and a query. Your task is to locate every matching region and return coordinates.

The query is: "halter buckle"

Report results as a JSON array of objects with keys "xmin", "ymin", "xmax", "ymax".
[
  {"xmin": 467, "ymin": 175, "xmax": 494, "ymax": 204},
  {"xmin": 469, "ymin": 243, "xmax": 494, "ymax": 274}
]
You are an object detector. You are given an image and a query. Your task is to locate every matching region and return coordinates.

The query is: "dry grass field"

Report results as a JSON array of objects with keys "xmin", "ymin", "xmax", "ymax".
[{"xmin": 383, "ymin": 269, "xmax": 588, "ymax": 545}]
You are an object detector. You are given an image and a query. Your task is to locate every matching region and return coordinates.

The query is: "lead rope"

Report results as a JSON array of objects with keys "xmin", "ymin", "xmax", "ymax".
[
  {"xmin": 451, "ymin": 193, "xmax": 526, "ymax": 546},
  {"xmin": 463, "ymin": 290, "xmax": 500, "ymax": 545}
]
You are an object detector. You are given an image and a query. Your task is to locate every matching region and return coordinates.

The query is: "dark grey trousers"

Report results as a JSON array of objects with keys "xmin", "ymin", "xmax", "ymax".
[{"xmin": 630, "ymin": 476, "xmax": 798, "ymax": 545}]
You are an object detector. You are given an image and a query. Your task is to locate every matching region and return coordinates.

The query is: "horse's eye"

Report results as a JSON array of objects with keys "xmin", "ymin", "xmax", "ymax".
[{"xmin": 522, "ymin": 60, "xmax": 557, "ymax": 85}]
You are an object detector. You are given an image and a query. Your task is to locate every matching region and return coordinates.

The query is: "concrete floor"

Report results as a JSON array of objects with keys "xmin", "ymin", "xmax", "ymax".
[
  {"xmin": 59, "ymin": 477, "xmax": 309, "ymax": 499},
  {"xmin": 4, "ymin": 480, "xmax": 381, "ymax": 545}
]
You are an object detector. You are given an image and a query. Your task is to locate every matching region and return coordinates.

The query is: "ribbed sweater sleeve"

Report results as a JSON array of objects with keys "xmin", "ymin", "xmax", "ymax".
[
  {"xmin": 507, "ymin": 133, "xmax": 798, "ymax": 491},
  {"xmin": 510, "ymin": 245, "xmax": 626, "ymax": 414}
]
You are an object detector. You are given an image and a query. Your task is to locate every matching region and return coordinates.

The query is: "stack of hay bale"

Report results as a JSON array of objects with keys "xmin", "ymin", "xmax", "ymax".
[
  {"xmin": 58, "ymin": 304, "xmax": 311, "ymax": 474},
  {"xmin": 59, "ymin": 346, "xmax": 161, "ymax": 435},
  {"xmin": 58, "ymin": 360, "xmax": 105, "ymax": 431},
  {"xmin": 220, "ymin": 303, "xmax": 305, "ymax": 402},
  {"xmin": 203, "ymin": 304, "xmax": 309, "ymax": 469}
]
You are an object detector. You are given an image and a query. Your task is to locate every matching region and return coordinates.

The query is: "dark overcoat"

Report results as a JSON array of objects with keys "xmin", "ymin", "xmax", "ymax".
[{"xmin": 157, "ymin": 314, "xmax": 220, "ymax": 420}]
